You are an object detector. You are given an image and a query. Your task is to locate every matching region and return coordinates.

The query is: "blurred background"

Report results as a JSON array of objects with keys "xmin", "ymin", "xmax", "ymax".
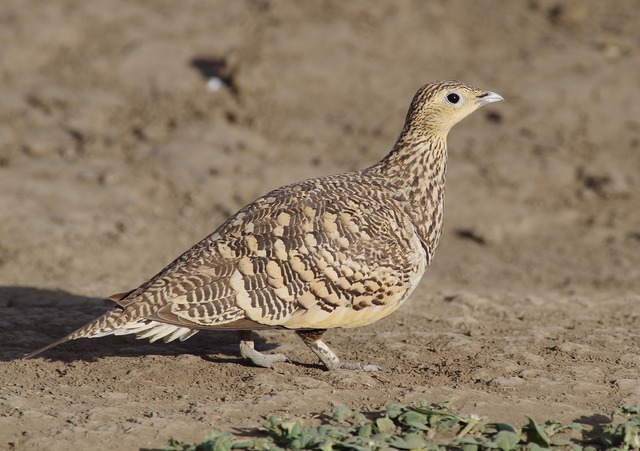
[{"xmin": 1, "ymin": 0, "xmax": 639, "ymax": 298}]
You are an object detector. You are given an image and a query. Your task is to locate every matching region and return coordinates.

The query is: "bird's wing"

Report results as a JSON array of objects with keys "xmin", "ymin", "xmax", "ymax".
[{"xmin": 122, "ymin": 174, "xmax": 426, "ymax": 330}]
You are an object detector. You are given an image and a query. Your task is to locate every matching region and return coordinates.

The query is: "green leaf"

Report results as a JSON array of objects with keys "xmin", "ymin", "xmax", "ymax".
[
  {"xmin": 434, "ymin": 400, "xmax": 452, "ymax": 409},
  {"xmin": 268, "ymin": 416, "xmax": 279, "ymax": 428},
  {"xmin": 456, "ymin": 438, "xmax": 484, "ymax": 451},
  {"xmin": 399, "ymin": 411, "xmax": 430, "ymax": 431},
  {"xmin": 332, "ymin": 405, "xmax": 353, "ymax": 423},
  {"xmin": 352, "ymin": 413, "xmax": 368, "ymax": 425},
  {"xmin": 523, "ymin": 416, "xmax": 551, "ymax": 447},
  {"xmin": 493, "ymin": 430, "xmax": 520, "ymax": 451},
  {"xmin": 162, "ymin": 438, "xmax": 190, "ymax": 451},
  {"xmin": 439, "ymin": 417, "xmax": 463, "ymax": 431},
  {"xmin": 228, "ymin": 441, "xmax": 258, "ymax": 449},
  {"xmin": 618, "ymin": 405, "xmax": 640, "ymax": 416},
  {"xmin": 492, "ymin": 423, "xmax": 518, "ymax": 433},
  {"xmin": 410, "ymin": 406, "xmax": 457, "ymax": 419},
  {"xmin": 542, "ymin": 419, "xmax": 566, "ymax": 437},
  {"xmin": 386, "ymin": 403, "xmax": 408, "ymax": 419},
  {"xmin": 282, "ymin": 421, "xmax": 302, "ymax": 439},
  {"xmin": 389, "ymin": 433, "xmax": 427, "ymax": 449},
  {"xmin": 357, "ymin": 423, "xmax": 373, "ymax": 437},
  {"xmin": 165, "ymin": 402, "xmax": 640, "ymax": 451},
  {"xmin": 568, "ymin": 423, "xmax": 585, "ymax": 432},
  {"xmin": 376, "ymin": 417, "xmax": 396, "ymax": 434},
  {"xmin": 210, "ymin": 437, "xmax": 233, "ymax": 451}
]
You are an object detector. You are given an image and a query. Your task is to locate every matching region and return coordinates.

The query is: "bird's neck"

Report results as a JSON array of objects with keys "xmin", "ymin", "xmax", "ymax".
[{"xmin": 366, "ymin": 131, "xmax": 448, "ymax": 256}]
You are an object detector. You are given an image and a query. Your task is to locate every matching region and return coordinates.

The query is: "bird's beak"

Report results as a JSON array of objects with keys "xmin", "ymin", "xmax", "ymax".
[{"xmin": 477, "ymin": 91, "xmax": 504, "ymax": 106}]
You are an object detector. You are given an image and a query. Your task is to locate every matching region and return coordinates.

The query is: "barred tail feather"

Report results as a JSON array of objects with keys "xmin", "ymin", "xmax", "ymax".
[
  {"xmin": 111, "ymin": 320, "xmax": 199, "ymax": 343},
  {"xmin": 24, "ymin": 308, "xmax": 200, "ymax": 359},
  {"xmin": 23, "ymin": 308, "xmax": 129, "ymax": 359}
]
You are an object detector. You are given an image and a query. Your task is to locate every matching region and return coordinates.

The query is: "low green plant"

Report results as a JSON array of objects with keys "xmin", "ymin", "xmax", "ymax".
[
  {"xmin": 164, "ymin": 401, "xmax": 640, "ymax": 450},
  {"xmin": 599, "ymin": 405, "xmax": 640, "ymax": 450}
]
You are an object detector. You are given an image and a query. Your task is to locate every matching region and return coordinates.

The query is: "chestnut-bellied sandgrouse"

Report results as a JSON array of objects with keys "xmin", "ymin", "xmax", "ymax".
[{"xmin": 25, "ymin": 81, "xmax": 502, "ymax": 370}]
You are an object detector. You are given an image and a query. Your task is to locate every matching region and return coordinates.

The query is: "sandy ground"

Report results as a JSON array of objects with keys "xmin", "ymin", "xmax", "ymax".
[{"xmin": 1, "ymin": 1, "xmax": 640, "ymax": 449}]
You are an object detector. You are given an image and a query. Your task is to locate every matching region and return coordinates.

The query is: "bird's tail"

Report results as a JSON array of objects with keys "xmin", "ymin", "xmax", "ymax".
[{"xmin": 23, "ymin": 307, "xmax": 129, "ymax": 359}]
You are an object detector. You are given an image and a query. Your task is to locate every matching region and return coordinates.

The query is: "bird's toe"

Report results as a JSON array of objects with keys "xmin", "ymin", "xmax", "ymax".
[
  {"xmin": 338, "ymin": 361, "xmax": 383, "ymax": 372},
  {"xmin": 248, "ymin": 351, "xmax": 290, "ymax": 368}
]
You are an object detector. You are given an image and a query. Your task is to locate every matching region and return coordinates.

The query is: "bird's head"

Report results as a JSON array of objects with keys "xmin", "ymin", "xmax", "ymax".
[{"xmin": 403, "ymin": 80, "xmax": 503, "ymax": 138}]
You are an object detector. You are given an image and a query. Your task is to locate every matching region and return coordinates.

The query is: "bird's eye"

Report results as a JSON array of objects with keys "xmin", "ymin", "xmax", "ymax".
[{"xmin": 446, "ymin": 92, "xmax": 461, "ymax": 105}]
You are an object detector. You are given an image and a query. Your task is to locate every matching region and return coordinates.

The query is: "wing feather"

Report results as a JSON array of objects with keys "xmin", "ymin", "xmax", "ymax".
[{"xmin": 110, "ymin": 173, "xmax": 425, "ymax": 331}]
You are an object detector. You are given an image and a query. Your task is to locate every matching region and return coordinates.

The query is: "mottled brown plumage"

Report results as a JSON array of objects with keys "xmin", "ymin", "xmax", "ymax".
[{"xmin": 25, "ymin": 81, "xmax": 502, "ymax": 370}]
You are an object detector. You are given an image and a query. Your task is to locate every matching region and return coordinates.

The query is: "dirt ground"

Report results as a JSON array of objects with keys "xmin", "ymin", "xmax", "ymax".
[{"xmin": 1, "ymin": 1, "xmax": 640, "ymax": 449}]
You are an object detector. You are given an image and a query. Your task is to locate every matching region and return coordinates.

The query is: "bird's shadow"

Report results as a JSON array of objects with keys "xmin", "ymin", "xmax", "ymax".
[
  {"xmin": 574, "ymin": 413, "xmax": 613, "ymax": 445},
  {"xmin": 0, "ymin": 285, "xmax": 282, "ymax": 363}
]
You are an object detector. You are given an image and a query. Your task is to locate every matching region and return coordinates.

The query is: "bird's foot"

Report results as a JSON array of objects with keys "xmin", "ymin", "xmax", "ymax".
[
  {"xmin": 239, "ymin": 337, "xmax": 289, "ymax": 368},
  {"xmin": 296, "ymin": 330, "xmax": 382, "ymax": 371},
  {"xmin": 246, "ymin": 351, "xmax": 290, "ymax": 368},
  {"xmin": 337, "ymin": 361, "xmax": 383, "ymax": 372}
]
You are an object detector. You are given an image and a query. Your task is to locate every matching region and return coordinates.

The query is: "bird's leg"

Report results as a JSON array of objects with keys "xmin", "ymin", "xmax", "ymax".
[
  {"xmin": 238, "ymin": 330, "xmax": 289, "ymax": 368},
  {"xmin": 296, "ymin": 329, "xmax": 382, "ymax": 371}
]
